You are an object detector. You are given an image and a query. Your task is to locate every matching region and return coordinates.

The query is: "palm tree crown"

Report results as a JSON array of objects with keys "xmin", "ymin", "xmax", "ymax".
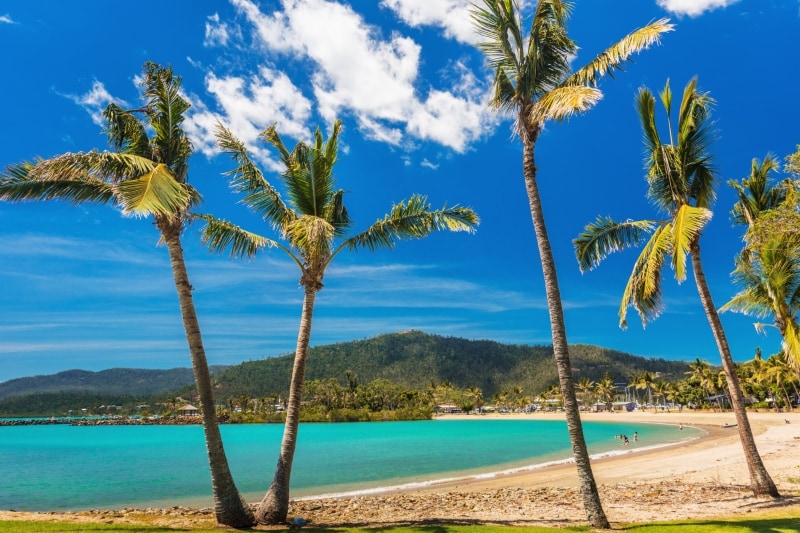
[{"xmin": 575, "ymin": 78, "xmax": 715, "ymax": 327}]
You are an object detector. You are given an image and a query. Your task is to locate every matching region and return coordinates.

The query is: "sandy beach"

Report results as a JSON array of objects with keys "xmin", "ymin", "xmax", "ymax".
[{"xmin": 2, "ymin": 410, "xmax": 799, "ymax": 529}]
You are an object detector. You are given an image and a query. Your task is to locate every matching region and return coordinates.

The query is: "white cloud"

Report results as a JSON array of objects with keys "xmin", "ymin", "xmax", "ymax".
[
  {"xmin": 656, "ymin": 0, "xmax": 740, "ymax": 17},
  {"xmin": 0, "ymin": 13, "xmax": 13, "ymax": 24},
  {"xmin": 215, "ymin": 0, "xmax": 493, "ymax": 154},
  {"xmin": 380, "ymin": 0, "xmax": 477, "ymax": 44},
  {"xmin": 184, "ymin": 67, "xmax": 312, "ymax": 168},
  {"xmin": 65, "ymin": 81, "xmax": 127, "ymax": 126}
]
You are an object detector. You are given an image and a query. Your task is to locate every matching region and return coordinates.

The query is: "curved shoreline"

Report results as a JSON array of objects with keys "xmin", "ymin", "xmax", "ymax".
[{"xmin": 297, "ymin": 416, "xmax": 707, "ymax": 501}]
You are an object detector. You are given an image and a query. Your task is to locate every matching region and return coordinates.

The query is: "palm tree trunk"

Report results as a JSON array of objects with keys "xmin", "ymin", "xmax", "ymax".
[
  {"xmin": 159, "ymin": 220, "xmax": 255, "ymax": 527},
  {"xmin": 690, "ymin": 241, "xmax": 779, "ymax": 497},
  {"xmin": 256, "ymin": 285, "xmax": 317, "ymax": 524},
  {"xmin": 521, "ymin": 131, "xmax": 610, "ymax": 528}
]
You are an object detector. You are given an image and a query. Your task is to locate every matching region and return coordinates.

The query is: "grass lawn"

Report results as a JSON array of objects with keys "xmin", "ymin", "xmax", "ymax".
[{"xmin": 2, "ymin": 512, "xmax": 800, "ymax": 533}]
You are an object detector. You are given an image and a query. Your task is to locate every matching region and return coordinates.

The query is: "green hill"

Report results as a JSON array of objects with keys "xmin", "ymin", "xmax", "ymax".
[
  {"xmin": 209, "ymin": 330, "xmax": 690, "ymax": 402},
  {"xmin": 0, "ymin": 367, "xmax": 226, "ymax": 401}
]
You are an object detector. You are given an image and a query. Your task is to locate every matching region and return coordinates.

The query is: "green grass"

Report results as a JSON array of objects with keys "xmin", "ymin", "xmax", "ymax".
[{"xmin": 2, "ymin": 515, "xmax": 799, "ymax": 533}]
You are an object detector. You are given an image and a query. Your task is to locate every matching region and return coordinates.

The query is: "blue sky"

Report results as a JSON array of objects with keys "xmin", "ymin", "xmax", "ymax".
[{"xmin": 1, "ymin": 0, "xmax": 799, "ymax": 383}]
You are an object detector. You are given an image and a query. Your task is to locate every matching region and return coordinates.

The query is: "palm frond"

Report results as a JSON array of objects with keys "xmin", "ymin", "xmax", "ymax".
[
  {"xmin": 286, "ymin": 214, "xmax": 335, "ymax": 261},
  {"xmin": 215, "ymin": 123, "xmax": 293, "ymax": 228},
  {"xmin": 195, "ymin": 213, "xmax": 285, "ymax": 259},
  {"xmin": 343, "ymin": 195, "xmax": 479, "ymax": 253},
  {"xmin": 619, "ymin": 224, "xmax": 671, "ymax": 328},
  {"xmin": 115, "ymin": 163, "xmax": 192, "ymax": 217},
  {"xmin": 573, "ymin": 216, "xmax": 655, "ymax": 273},
  {"xmin": 103, "ymin": 103, "xmax": 151, "ymax": 156},
  {"xmin": 564, "ymin": 19, "xmax": 673, "ymax": 87},
  {"xmin": 0, "ymin": 161, "xmax": 116, "ymax": 204},
  {"xmin": 670, "ymin": 204, "xmax": 712, "ymax": 282},
  {"xmin": 781, "ymin": 320, "xmax": 800, "ymax": 371},
  {"xmin": 528, "ymin": 85, "xmax": 602, "ymax": 124},
  {"xmin": 23, "ymin": 151, "xmax": 157, "ymax": 183}
]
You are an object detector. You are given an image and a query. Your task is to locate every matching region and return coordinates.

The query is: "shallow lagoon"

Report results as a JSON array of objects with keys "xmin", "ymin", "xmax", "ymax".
[{"xmin": 0, "ymin": 418, "xmax": 700, "ymax": 511}]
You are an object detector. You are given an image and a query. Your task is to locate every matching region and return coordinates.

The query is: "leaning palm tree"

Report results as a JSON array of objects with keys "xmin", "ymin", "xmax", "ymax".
[
  {"xmin": 199, "ymin": 119, "xmax": 479, "ymax": 524},
  {"xmin": 574, "ymin": 78, "xmax": 779, "ymax": 497},
  {"xmin": 469, "ymin": 1, "xmax": 672, "ymax": 526},
  {"xmin": 0, "ymin": 63, "xmax": 255, "ymax": 527}
]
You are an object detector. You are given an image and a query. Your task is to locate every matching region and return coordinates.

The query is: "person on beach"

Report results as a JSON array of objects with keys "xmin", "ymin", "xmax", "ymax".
[{"xmin": 633, "ymin": 432, "xmax": 638, "ymax": 442}]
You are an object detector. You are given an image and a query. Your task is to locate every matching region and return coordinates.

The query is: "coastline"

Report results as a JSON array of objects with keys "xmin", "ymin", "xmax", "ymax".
[{"xmin": 2, "ymin": 410, "xmax": 799, "ymax": 528}]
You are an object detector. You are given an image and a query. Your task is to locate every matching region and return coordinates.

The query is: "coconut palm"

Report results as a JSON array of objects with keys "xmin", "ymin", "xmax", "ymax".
[
  {"xmin": 722, "ymin": 157, "xmax": 800, "ymax": 370},
  {"xmin": 574, "ymin": 78, "xmax": 778, "ymax": 497},
  {"xmin": 199, "ymin": 119, "xmax": 478, "ymax": 524},
  {"xmin": 0, "ymin": 63, "xmax": 255, "ymax": 526},
  {"xmin": 469, "ymin": 1, "xmax": 672, "ymax": 526}
]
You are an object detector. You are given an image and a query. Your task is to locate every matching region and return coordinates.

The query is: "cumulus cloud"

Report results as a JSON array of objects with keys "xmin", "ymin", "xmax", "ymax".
[
  {"xmin": 656, "ymin": 0, "xmax": 740, "ymax": 16},
  {"xmin": 198, "ymin": 0, "xmax": 493, "ymax": 159},
  {"xmin": 380, "ymin": 0, "xmax": 477, "ymax": 44},
  {"xmin": 184, "ymin": 66, "xmax": 312, "ymax": 168}
]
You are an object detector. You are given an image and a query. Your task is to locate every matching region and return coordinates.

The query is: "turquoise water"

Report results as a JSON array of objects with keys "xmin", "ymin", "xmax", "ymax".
[{"xmin": 0, "ymin": 419, "xmax": 700, "ymax": 511}]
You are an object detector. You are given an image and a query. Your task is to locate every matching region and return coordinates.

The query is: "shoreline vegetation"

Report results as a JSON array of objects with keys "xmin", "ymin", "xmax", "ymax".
[{"xmin": 2, "ymin": 411, "xmax": 799, "ymax": 528}]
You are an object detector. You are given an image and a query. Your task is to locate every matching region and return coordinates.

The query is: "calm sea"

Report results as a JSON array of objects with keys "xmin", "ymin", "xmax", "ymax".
[{"xmin": 0, "ymin": 419, "xmax": 700, "ymax": 511}]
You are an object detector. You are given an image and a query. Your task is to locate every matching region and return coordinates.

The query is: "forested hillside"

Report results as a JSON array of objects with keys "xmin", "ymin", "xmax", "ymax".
[
  {"xmin": 0, "ymin": 367, "xmax": 227, "ymax": 401},
  {"xmin": 208, "ymin": 330, "xmax": 689, "ymax": 402}
]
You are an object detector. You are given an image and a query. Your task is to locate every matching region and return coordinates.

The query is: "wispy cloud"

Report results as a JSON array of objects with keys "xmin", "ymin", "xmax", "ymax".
[
  {"xmin": 655, "ymin": 0, "xmax": 740, "ymax": 17},
  {"xmin": 0, "ymin": 13, "xmax": 13, "ymax": 24},
  {"xmin": 63, "ymin": 80, "xmax": 127, "ymax": 126}
]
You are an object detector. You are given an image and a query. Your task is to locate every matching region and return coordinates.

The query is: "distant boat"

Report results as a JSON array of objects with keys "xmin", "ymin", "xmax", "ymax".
[{"xmin": 722, "ymin": 423, "xmax": 738, "ymax": 428}]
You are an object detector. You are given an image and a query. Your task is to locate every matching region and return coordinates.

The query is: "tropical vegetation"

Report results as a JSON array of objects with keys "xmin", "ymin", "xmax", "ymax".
[
  {"xmin": 469, "ymin": 0, "xmax": 672, "ymax": 527},
  {"xmin": 573, "ymin": 78, "xmax": 779, "ymax": 497}
]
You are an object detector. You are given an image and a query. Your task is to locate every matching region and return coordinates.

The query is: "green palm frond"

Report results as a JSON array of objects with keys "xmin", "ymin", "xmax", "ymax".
[
  {"xmin": 103, "ymin": 103, "xmax": 150, "ymax": 156},
  {"xmin": 286, "ymin": 214, "xmax": 336, "ymax": 262},
  {"xmin": 619, "ymin": 224, "xmax": 671, "ymax": 328},
  {"xmin": 564, "ymin": 18, "xmax": 673, "ymax": 87},
  {"xmin": 0, "ymin": 161, "xmax": 116, "ymax": 204},
  {"xmin": 528, "ymin": 85, "xmax": 603, "ymax": 124},
  {"xmin": 215, "ymin": 123, "xmax": 293, "ymax": 228},
  {"xmin": 573, "ymin": 216, "xmax": 655, "ymax": 273},
  {"xmin": 115, "ymin": 163, "xmax": 191, "ymax": 217},
  {"xmin": 342, "ymin": 195, "xmax": 479, "ymax": 254},
  {"xmin": 782, "ymin": 320, "xmax": 800, "ymax": 370},
  {"xmin": 24, "ymin": 151, "xmax": 158, "ymax": 183},
  {"xmin": 670, "ymin": 204, "xmax": 712, "ymax": 282},
  {"xmin": 195, "ymin": 213, "xmax": 290, "ymax": 260},
  {"xmin": 142, "ymin": 63, "xmax": 192, "ymax": 180},
  {"xmin": 729, "ymin": 155, "xmax": 783, "ymax": 227}
]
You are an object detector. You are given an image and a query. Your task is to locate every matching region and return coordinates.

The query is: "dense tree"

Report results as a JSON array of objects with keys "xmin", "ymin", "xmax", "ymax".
[
  {"xmin": 469, "ymin": 2, "xmax": 671, "ymax": 526},
  {"xmin": 0, "ymin": 63, "xmax": 254, "ymax": 526},
  {"xmin": 200, "ymin": 120, "xmax": 478, "ymax": 524},
  {"xmin": 574, "ymin": 78, "xmax": 778, "ymax": 497}
]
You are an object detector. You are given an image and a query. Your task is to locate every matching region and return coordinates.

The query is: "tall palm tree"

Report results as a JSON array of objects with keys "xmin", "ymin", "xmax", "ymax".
[
  {"xmin": 574, "ymin": 78, "xmax": 779, "ymax": 497},
  {"xmin": 200, "ymin": 119, "xmax": 478, "ymax": 524},
  {"xmin": 469, "ymin": 2, "xmax": 672, "ymax": 526},
  {"xmin": 0, "ymin": 63, "xmax": 255, "ymax": 526},
  {"xmin": 722, "ymin": 157, "xmax": 800, "ymax": 370}
]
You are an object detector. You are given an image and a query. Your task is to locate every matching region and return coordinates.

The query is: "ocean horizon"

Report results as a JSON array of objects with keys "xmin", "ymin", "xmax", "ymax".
[{"xmin": 0, "ymin": 418, "xmax": 701, "ymax": 511}]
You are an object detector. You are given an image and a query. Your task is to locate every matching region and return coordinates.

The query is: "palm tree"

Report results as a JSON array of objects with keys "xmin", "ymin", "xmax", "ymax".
[
  {"xmin": 574, "ymin": 78, "xmax": 779, "ymax": 497},
  {"xmin": 200, "ymin": 119, "xmax": 478, "ymax": 524},
  {"xmin": 0, "ymin": 63, "xmax": 255, "ymax": 526},
  {"xmin": 577, "ymin": 376, "xmax": 595, "ymax": 408},
  {"xmin": 722, "ymin": 157, "xmax": 800, "ymax": 370},
  {"xmin": 469, "ymin": 2, "xmax": 672, "ymax": 526}
]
